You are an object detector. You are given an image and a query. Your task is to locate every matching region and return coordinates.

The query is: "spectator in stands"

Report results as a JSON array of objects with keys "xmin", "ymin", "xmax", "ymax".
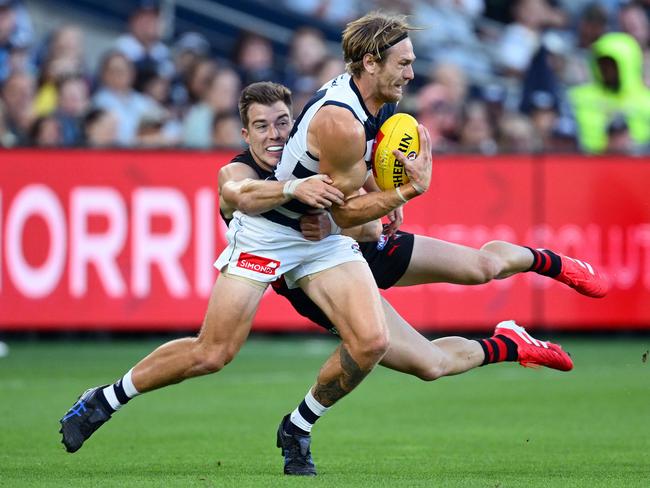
[
  {"xmin": 568, "ymin": 32, "xmax": 650, "ymax": 154},
  {"xmin": 519, "ymin": 44, "xmax": 567, "ymax": 149},
  {"xmin": 605, "ymin": 115, "xmax": 636, "ymax": 154},
  {"xmin": 0, "ymin": 0, "xmax": 33, "ymax": 83},
  {"xmin": 114, "ymin": 1, "xmax": 173, "ymax": 89},
  {"xmin": 183, "ymin": 67, "xmax": 240, "ymax": 148},
  {"xmin": 431, "ymin": 62, "xmax": 469, "ymax": 109},
  {"xmin": 34, "ymin": 56, "xmax": 78, "ymax": 116},
  {"xmin": 496, "ymin": 0, "xmax": 567, "ymax": 78},
  {"xmin": 498, "ymin": 112, "xmax": 539, "ymax": 152},
  {"xmin": 135, "ymin": 112, "xmax": 177, "ymax": 147},
  {"xmin": 619, "ymin": 1, "xmax": 650, "ymax": 87},
  {"xmin": 169, "ymin": 32, "xmax": 210, "ymax": 111},
  {"xmin": 479, "ymin": 82, "xmax": 508, "ymax": 134},
  {"xmin": 82, "ymin": 107, "xmax": 118, "ymax": 147},
  {"xmin": 416, "ymin": 63, "xmax": 469, "ymax": 152},
  {"xmin": 417, "ymin": 83, "xmax": 459, "ymax": 153},
  {"xmin": 232, "ymin": 32, "xmax": 280, "ymax": 86},
  {"xmin": 136, "ymin": 70, "xmax": 170, "ymax": 107},
  {"xmin": 184, "ymin": 57, "xmax": 218, "ymax": 107},
  {"xmin": 284, "ymin": 27, "xmax": 329, "ymax": 114},
  {"xmin": 211, "ymin": 111, "xmax": 242, "ymax": 148},
  {"xmin": 315, "ymin": 55, "xmax": 345, "ymax": 87},
  {"xmin": 28, "ymin": 114, "xmax": 61, "ymax": 147},
  {"xmin": 1, "ymin": 70, "xmax": 34, "ymax": 144},
  {"xmin": 412, "ymin": 0, "xmax": 493, "ymax": 82},
  {"xmin": 47, "ymin": 25, "xmax": 86, "ymax": 74},
  {"xmin": 459, "ymin": 100, "xmax": 498, "ymax": 154},
  {"xmin": 53, "ymin": 74, "xmax": 89, "ymax": 146},
  {"xmin": 33, "ymin": 25, "xmax": 86, "ymax": 117},
  {"xmin": 92, "ymin": 51, "xmax": 161, "ymax": 146},
  {"xmin": 561, "ymin": 2, "xmax": 609, "ymax": 86},
  {"xmin": 547, "ymin": 115, "xmax": 578, "ymax": 152}
]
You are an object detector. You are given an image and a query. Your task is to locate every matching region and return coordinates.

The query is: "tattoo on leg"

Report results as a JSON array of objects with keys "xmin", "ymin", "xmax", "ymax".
[{"xmin": 313, "ymin": 345, "xmax": 369, "ymax": 407}]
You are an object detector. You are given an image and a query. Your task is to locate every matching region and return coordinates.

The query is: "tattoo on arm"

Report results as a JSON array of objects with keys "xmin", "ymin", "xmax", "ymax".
[{"xmin": 313, "ymin": 345, "xmax": 370, "ymax": 407}]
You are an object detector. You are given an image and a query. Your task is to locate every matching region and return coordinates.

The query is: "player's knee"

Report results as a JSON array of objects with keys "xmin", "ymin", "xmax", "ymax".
[
  {"xmin": 415, "ymin": 357, "xmax": 450, "ymax": 381},
  {"xmin": 470, "ymin": 249, "xmax": 501, "ymax": 284},
  {"xmin": 349, "ymin": 330, "xmax": 389, "ymax": 364},
  {"xmin": 192, "ymin": 342, "xmax": 236, "ymax": 375},
  {"xmin": 415, "ymin": 364, "xmax": 446, "ymax": 382}
]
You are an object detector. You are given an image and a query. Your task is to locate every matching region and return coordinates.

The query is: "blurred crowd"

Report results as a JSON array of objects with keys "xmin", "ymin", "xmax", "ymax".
[{"xmin": 2, "ymin": 0, "xmax": 650, "ymax": 154}]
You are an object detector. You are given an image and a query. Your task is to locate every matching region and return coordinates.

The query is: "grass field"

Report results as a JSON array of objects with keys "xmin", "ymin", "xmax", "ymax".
[{"xmin": 1, "ymin": 336, "xmax": 649, "ymax": 487}]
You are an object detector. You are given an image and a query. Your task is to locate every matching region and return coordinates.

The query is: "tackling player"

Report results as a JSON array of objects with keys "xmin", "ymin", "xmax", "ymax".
[{"xmin": 58, "ymin": 12, "xmax": 435, "ymax": 473}]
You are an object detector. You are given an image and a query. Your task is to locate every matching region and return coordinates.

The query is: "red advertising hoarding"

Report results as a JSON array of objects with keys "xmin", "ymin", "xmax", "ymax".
[{"xmin": 0, "ymin": 150, "xmax": 648, "ymax": 332}]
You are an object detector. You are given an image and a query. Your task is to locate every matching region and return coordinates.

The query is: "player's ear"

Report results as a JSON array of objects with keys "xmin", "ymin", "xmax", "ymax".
[
  {"xmin": 363, "ymin": 53, "xmax": 379, "ymax": 75},
  {"xmin": 241, "ymin": 127, "xmax": 250, "ymax": 145}
]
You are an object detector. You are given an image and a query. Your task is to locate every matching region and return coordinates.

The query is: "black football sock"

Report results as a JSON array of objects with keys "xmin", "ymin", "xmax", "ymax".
[
  {"xmin": 476, "ymin": 335, "xmax": 518, "ymax": 366},
  {"xmin": 525, "ymin": 247, "xmax": 562, "ymax": 278}
]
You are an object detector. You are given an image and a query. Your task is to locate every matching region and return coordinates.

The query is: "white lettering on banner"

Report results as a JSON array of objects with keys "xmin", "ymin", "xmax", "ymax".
[
  {"xmin": 132, "ymin": 188, "xmax": 191, "ymax": 298},
  {"xmin": 415, "ymin": 223, "xmax": 650, "ymax": 293},
  {"xmin": 5, "ymin": 185, "xmax": 66, "ymax": 298},
  {"xmin": 195, "ymin": 189, "xmax": 215, "ymax": 297},
  {"xmin": 1, "ymin": 184, "xmax": 649, "ymax": 300},
  {"xmin": 70, "ymin": 187, "xmax": 127, "ymax": 297}
]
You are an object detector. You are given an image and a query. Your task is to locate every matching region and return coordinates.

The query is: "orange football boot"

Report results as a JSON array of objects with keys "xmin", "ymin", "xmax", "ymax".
[
  {"xmin": 494, "ymin": 321, "xmax": 573, "ymax": 372},
  {"xmin": 554, "ymin": 255, "xmax": 610, "ymax": 298}
]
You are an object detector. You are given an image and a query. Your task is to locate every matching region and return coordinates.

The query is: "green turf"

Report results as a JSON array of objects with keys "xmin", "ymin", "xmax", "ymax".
[{"xmin": 1, "ymin": 337, "xmax": 649, "ymax": 487}]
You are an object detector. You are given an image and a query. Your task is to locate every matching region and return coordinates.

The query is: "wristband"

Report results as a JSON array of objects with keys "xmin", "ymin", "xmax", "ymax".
[
  {"xmin": 395, "ymin": 186, "xmax": 409, "ymax": 203},
  {"xmin": 282, "ymin": 179, "xmax": 300, "ymax": 198},
  {"xmin": 410, "ymin": 181, "xmax": 425, "ymax": 194},
  {"xmin": 282, "ymin": 175, "xmax": 320, "ymax": 198}
]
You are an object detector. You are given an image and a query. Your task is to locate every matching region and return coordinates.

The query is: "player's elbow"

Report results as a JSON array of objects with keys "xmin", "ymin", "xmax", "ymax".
[
  {"xmin": 236, "ymin": 195, "xmax": 262, "ymax": 215},
  {"xmin": 330, "ymin": 210, "xmax": 356, "ymax": 230}
]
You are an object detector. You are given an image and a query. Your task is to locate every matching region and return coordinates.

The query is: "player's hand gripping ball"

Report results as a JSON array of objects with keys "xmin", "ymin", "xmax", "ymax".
[{"xmin": 371, "ymin": 113, "xmax": 420, "ymax": 191}]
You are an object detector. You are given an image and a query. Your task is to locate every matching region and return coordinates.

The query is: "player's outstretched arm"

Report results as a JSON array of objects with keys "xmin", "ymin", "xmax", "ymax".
[
  {"xmin": 314, "ymin": 108, "xmax": 432, "ymax": 228},
  {"xmin": 219, "ymin": 163, "xmax": 344, "ymax": 218}
]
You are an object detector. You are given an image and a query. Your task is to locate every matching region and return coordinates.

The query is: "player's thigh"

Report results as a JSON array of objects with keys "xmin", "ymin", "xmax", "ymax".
[
  {"xmin": 378, "ymin": 297, "xmax": 446, "ymax": 377},
  {"xmin": 199, "ymin": 272, "xmax": 267, "ymax": 350},
  {"xmin": 298, "ymin": 261, "xmax": 387, "ymax": 343},
  {"xmin": 395, "ymin": 235, "xmax": 495, "ymax": 286}
]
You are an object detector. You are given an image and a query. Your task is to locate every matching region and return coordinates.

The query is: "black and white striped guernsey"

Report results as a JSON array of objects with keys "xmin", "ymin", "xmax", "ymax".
[{"xmin": 261, "ymin": 73, "xmax": 397, "ymax": 232}]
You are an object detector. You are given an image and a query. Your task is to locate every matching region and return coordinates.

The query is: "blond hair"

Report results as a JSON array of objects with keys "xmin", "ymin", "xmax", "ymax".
[{"xmin": 342, "ymin": 11, "xmax": 415, "ymax": 77}]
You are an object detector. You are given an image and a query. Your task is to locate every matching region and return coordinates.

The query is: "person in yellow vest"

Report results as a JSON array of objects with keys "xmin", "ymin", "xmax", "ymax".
[{"xmin": 569, "ymin": 32, "xmax": 650, "ymax": 154}]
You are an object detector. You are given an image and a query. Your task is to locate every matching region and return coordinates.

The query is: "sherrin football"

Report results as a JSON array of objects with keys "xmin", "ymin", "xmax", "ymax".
[{"xmin": 371, "ymin": 113, "xmax": 419, "ymax": 191}]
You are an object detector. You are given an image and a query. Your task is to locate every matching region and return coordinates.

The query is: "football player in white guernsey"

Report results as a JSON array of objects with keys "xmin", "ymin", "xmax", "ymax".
[{"xmin": 219, "ymin": 83, "xmax": 600, "ymax": 476}]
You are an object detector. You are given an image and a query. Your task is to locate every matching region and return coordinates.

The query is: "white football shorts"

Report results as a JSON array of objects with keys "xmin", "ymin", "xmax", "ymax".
[{"xmin": 213, "ymin": 212, "xmax": 366, "ymax": 288}]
